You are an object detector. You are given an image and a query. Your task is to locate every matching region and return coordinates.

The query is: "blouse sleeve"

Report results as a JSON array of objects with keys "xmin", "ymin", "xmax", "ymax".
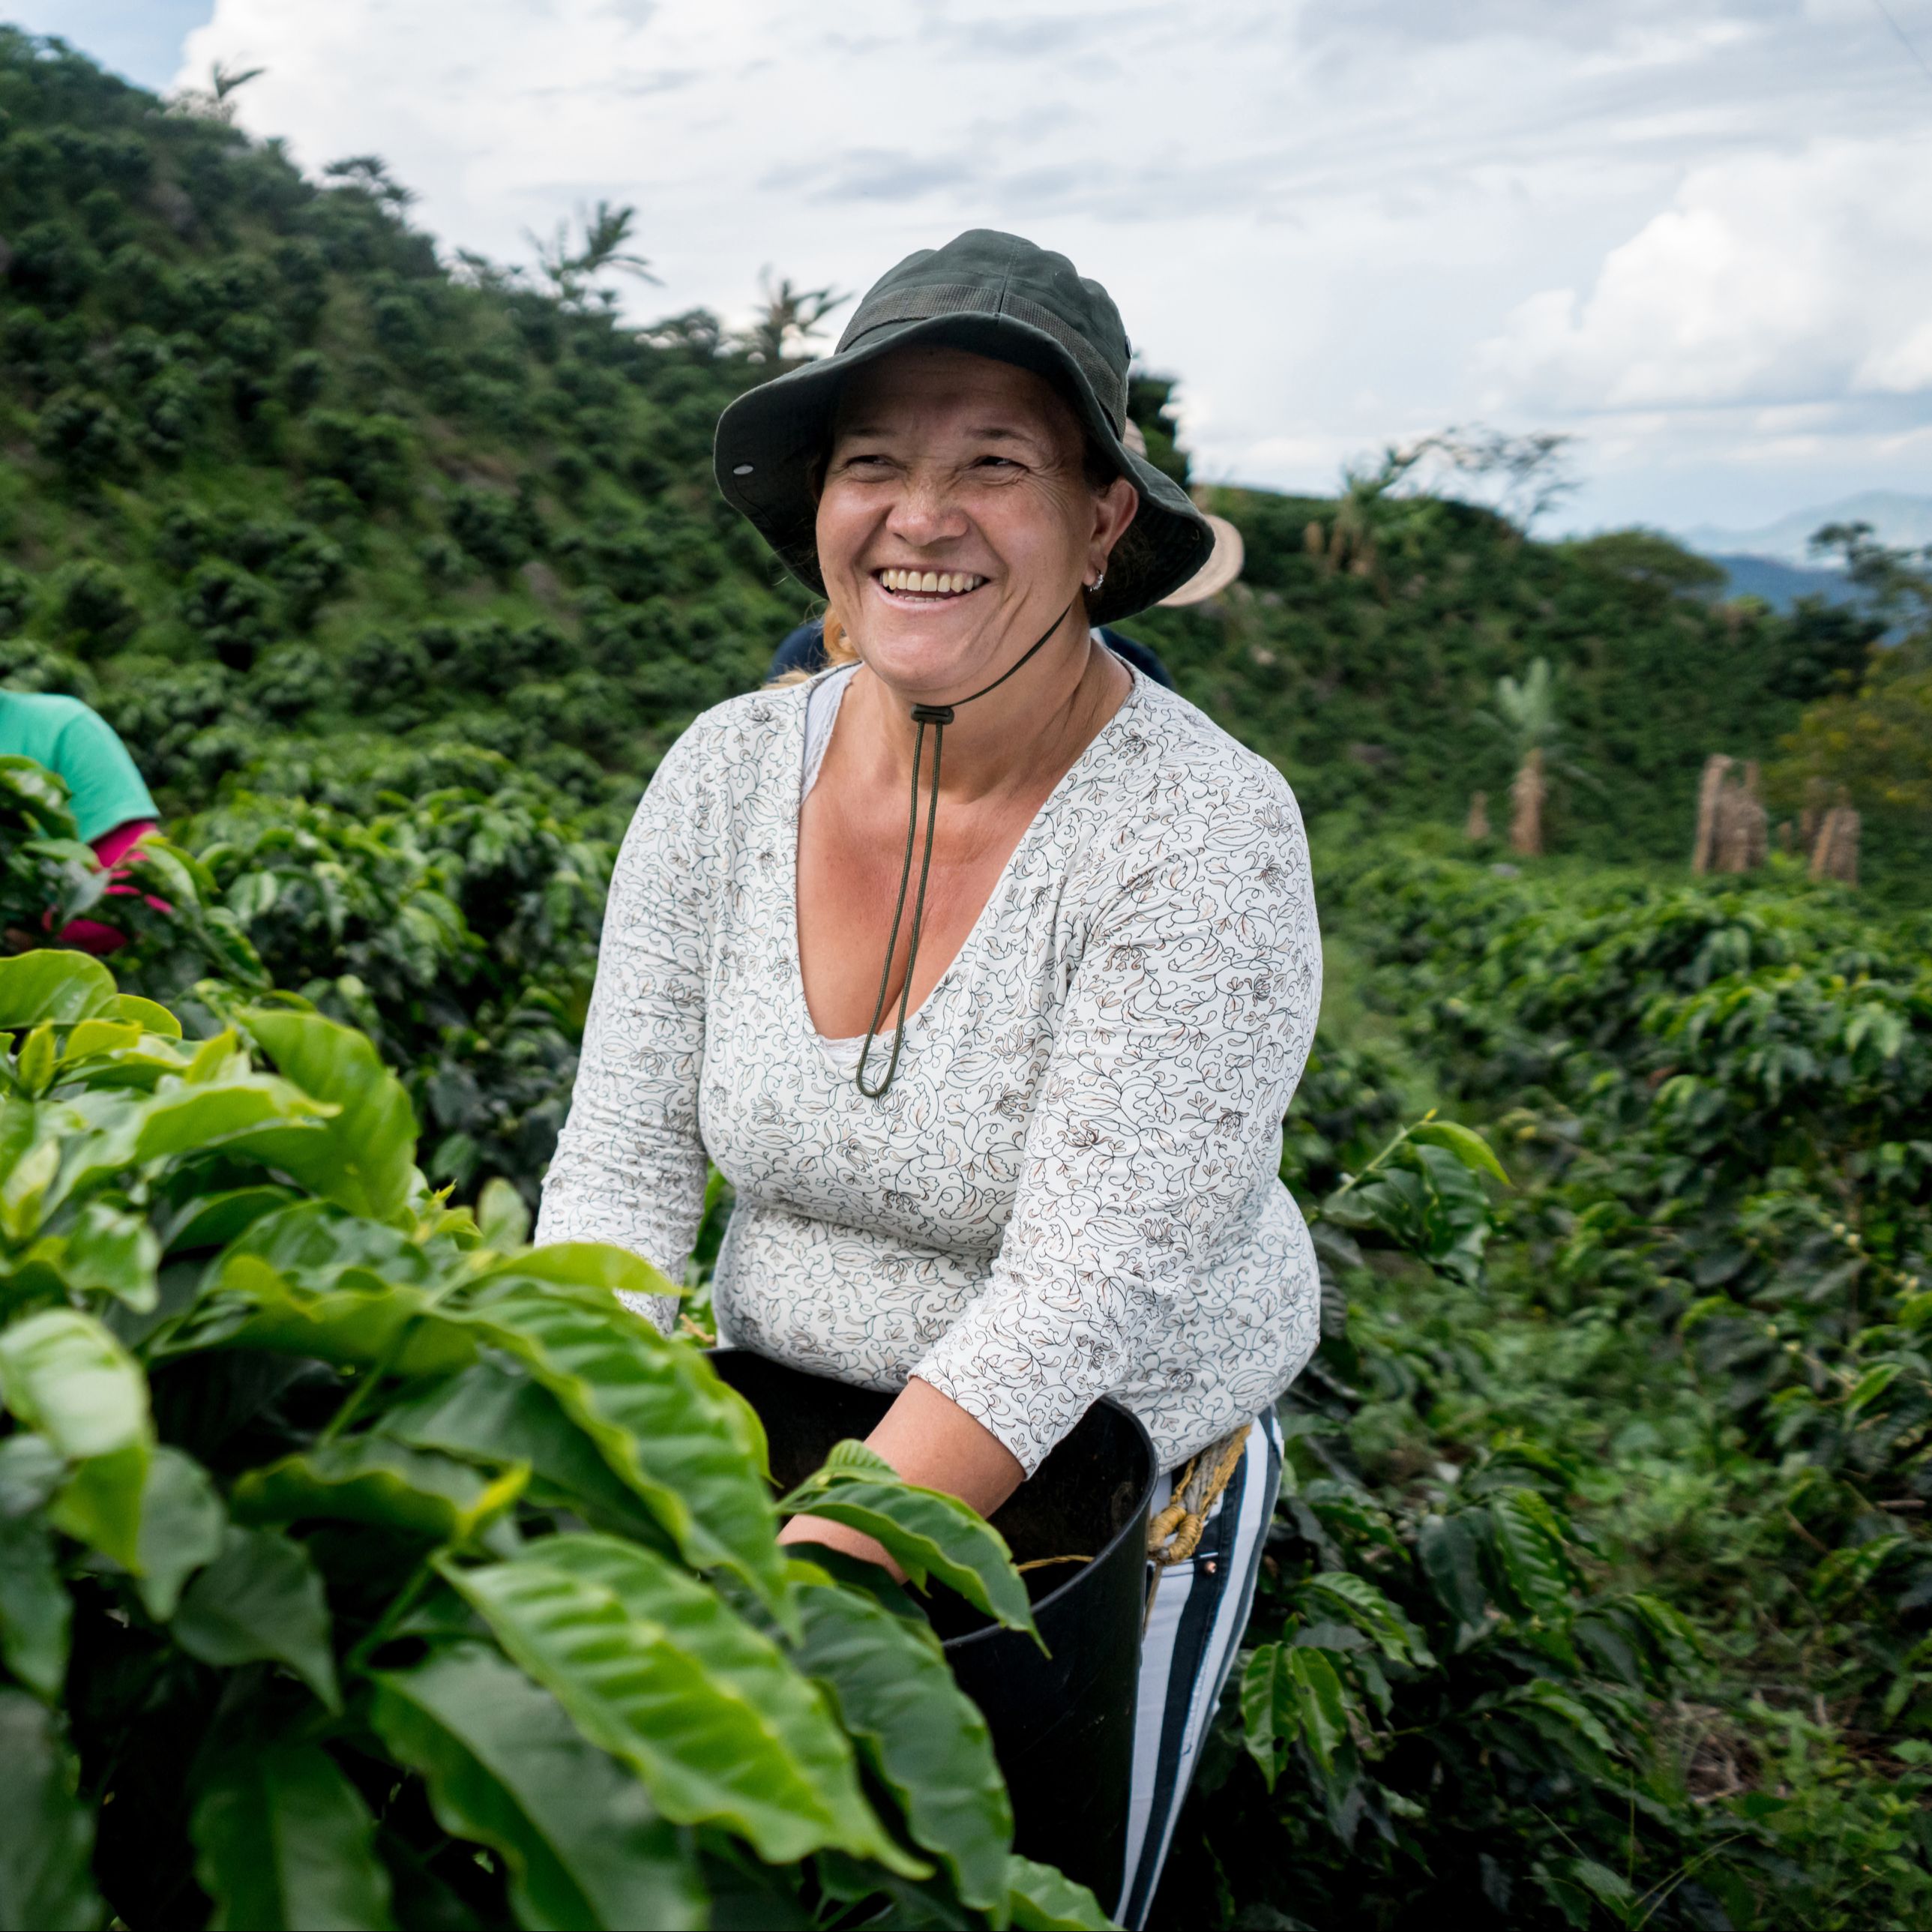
[
  {"xmin": 912, "ymin": 786, "xmax": 1320, "ymax": 1473},
  {"xmin": 535, "ymin": 731, "xmax": 714, "ymax": 1330}
]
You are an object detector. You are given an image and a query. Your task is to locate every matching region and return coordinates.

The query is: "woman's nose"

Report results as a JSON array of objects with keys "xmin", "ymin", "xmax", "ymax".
[{"xmin": 885, "ymin": 471, "xmax": 969, "ymax": 544}]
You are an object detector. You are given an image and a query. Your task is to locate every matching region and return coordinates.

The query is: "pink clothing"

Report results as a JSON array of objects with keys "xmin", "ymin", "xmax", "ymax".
[{"xmin": 57, "ymin": 818, "xmax": 161, "ymax": 954}]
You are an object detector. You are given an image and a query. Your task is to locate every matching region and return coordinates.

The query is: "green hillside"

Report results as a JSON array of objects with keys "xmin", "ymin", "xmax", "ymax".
[{"xmin": 0, "ymin": 27, "xmax": 1878, "ymax": 855}]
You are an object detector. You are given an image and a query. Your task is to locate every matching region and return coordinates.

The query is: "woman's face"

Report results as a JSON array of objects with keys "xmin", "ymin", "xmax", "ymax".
[{"xmin": 816, "ymin": 346, "xmax": 1138, "ymax": 700}]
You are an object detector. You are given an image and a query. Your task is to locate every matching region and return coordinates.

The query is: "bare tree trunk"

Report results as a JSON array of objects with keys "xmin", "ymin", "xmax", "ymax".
[
  {"xmin": 1465, "ymin": 791, "xmax": 1490, "ymax": 841},
  {"xmin": 1810, "ymin": 807, "xmax": 1861, "ymax": 885},
  {"xmin": 1799, "ymin": 777, "xmax": 1831, "ymax": 859},
  {"xmin": 1509, "ymin": 748, "xmax": 1546, "ymax": 858},
  {"xmin": 1715, "ymin": 761, "xmax": 1769, "ymax": 873},
  {"xmin": 1692, "ymin": 754, "xmax": 1732, "ymax": 874},
  {"xmin": 1742, "ymin": 762, "xmax": 1769, "ymax": 870}
]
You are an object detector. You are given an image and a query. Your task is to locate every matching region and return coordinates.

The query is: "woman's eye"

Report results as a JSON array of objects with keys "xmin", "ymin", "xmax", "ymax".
[{"xmin": 974, "ymin": 455, "xmax": 1019, "ymax": 470}]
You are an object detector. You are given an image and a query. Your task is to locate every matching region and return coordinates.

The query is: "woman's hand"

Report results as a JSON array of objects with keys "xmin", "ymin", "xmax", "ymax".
[{"xmin": 776, "ymin": 1376, "xmax": 1025, "ymax": 1583}]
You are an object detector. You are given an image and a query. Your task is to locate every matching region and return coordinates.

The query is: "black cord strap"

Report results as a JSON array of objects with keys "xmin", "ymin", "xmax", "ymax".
[{"xmin": 853, "ymin": 600, "xmax": 1077, "ymax": 1098}]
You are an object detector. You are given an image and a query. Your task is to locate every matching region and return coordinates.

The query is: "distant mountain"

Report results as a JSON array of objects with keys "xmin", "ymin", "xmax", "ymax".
[
  {"xmin": 1679, "ymin": 492, "xmax": 1932, "ymax": 568},
  {"xmin": 1705, "ymin": 553, "xmax": 1862, "ymax": 613}
]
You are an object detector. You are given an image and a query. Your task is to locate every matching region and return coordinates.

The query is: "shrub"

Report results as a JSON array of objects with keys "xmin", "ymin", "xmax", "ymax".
[
  {"xmin": 49, "ymin": 561, "xmax": 141, "ymax": 656},
  {"xmin": 0, "ymin": 563, "xmax": 33, "ymax": 637},
  {"xmin": 181, "ymin": 559, "xmax": 274, "ymax": 672},
  {"xmin": 306, "ymin": 409, "xmax": 413, "ymax": 507},
  {"xmin": 0, "ymin": 946, "xmax": 1109, "ymax": 1932},
  {"xmin": 34, "ymin": 389, "xmax": 135, "ymax": 481}
]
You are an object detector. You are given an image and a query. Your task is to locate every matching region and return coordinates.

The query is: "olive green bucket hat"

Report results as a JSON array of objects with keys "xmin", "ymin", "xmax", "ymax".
[{"xmin": 713, "ymin": 229, "xmax": 1214, "ymax": 625}]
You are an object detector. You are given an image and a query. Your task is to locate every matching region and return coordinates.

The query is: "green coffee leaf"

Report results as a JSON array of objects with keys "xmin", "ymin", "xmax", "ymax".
[
  {"xmin": 0, "ymin": 1516, "xmax": 70, "ymax": 1700},
  {"xmin": 15, "ymin": 1024, "xmax": 55, "ymax": 1098},
  {"xmin": 440, "ymin": 1536, "xmax": 913, "ymax": 1871},
  {"xmin": 1240, "ymin": 1642, "xmax": 1298, "ymax": 1791},
  {"xmin": 1005, "ymin": 1853, "xmax": 1116, "ymax": 1930},
  {"xmin": 1514, "ymin": 1680, "xmax": 1617, "ymax": 1757},
  {"xmin": 162, "ymin": 1185, "xmax": 300, "ymax": 1256},
  {"xmin": 172, "ymin": 1526, "xmax": 340, "ymax": 1712},
  {"xmin": 0, "ymin": 952, "xmax": 117, "ymax": 1029},
  {"xmin": 0, "ymin": 1690, "xmax": 100, "ymax": 1932},
  {"xmin": 55, "ymin": 1200, "xmax": 160, "ymax": 1309},
  {"xmin": 112, "ymin": 995, "xmax": 182, "ymax": 1038},
  {"xmin": 382, "ymin": 1358, "xmax": 672, "ymax": 1546},
  {"xmin": 793, "ymin": 1575, "xmax": 1014, "ymax": 1909},
  {"xmin": 1298, "ymin": 1571, "xmax": 1435, "ymax": 1667},
  {"xmin": 1489, "ymin": 1489, "xmax": 1578, "ymax": 1618},
  {"xmin": 370, "ymin": 1643, "xmax": 706, "ymax": 1932},
  {"xmin": 1286, "ymin": 1646, "xmax": 1351, "ymax": 1775},
  {"xmin": 175, "ymin": 1203, "xmax": 478, "ymax": 1377},
  {"xmin": 244, "ymin": 1007, "xmax": 417, "ymax": 1221},
  {"xmin": 191, "ymin": 1739, "xmax": 394, "ymax": 1932},
  {"xmin": 1418, "ymin": 1511, "xmax": 1493, "ymax": 1640},
  {"xmin": 0, "ymin": 1432, "xmax": 64, "ymax": 1517},
  {"xmin": 448, "ymin": 1269, "xmax": 783, "ymax": 1607},
  {"xmin": 1406, "ymin": 1118, "xmax": 1509, "ymax": 1184},
  {"xmin": 0, "ymin": 1307, "xmax": 151, "ymax": 1568},
  {"xmin": 233, "ymin": 1437, "xmax": 527, "ymax": 1542},
  {"xmin": 133, "ymin": 1445, "xmax": 226, "ymax": 1620},
  {"xmin": 780, "ymin": 1441, "xmax": 1037, "ymax": 1642},
  {"xmin": 58, "ymin": 1018, "xmax": 141, "ymax": 1064},
  {"xmin": 476, "ymin": 1175, "xmax": 531, "ymax": 1252}
]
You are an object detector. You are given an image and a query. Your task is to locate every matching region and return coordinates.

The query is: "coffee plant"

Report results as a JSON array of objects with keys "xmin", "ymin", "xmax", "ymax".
[{"xmin": 0, "ymin": 943, "xmax": 1110, "ymax": 1931}]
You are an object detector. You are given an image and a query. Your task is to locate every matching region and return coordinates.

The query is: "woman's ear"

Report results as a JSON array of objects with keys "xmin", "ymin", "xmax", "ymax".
[{"xmin": 1095, "ymin": 472, "xmax": 1138, "ymax": 554}]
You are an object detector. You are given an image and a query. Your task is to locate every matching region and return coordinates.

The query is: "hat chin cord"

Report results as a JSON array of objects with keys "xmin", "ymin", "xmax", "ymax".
[{"xmin": 853, "ymin": 595, "xmax": 1080, "ymax": 1099}]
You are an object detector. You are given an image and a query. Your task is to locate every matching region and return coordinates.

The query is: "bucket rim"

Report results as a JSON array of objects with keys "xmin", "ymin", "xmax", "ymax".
[
  {"xmin": 942, "ymin": 1394, "xmax": 1157, "ymax": 1652},
  {"xmin": 703, "ymin": 1349, "xmax": 1158, "ymax": 1643}
]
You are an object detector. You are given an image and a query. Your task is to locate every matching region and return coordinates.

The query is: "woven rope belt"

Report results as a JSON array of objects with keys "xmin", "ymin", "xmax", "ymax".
[{"xmin": 1146, "ymin": 1425, "xmax": 1251, "ymax": 1571}]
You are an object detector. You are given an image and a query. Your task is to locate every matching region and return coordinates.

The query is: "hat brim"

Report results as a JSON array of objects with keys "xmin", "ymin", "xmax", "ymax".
[
  {"xmin": 1158, "ymin": 513, "xmax": 1245, "ymax": 607},
  {"xmin": 713, "ymin": 311, "xmax": 1215, "ymax": 626}
]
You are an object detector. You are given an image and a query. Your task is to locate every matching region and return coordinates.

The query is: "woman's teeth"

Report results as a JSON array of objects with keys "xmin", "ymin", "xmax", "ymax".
[{"xmin": 877, "ymin": 569, "xmax": 985, "ymax": 596}]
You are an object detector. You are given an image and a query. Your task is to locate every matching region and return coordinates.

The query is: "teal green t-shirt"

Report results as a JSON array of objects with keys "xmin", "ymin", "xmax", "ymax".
[{"xmin": 0, "ymin": 692, "xmax": 157, "ymax": 843}]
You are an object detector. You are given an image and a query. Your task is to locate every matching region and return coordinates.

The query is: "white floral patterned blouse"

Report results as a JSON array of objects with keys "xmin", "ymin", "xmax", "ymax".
[{"xmin": 535, "ymin": 661, "xmax": 1322, "ymax": 1473}]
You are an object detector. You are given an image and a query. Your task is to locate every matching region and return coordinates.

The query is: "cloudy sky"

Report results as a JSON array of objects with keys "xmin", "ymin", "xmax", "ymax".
[{"xmin": 18, "ymin": 0, "xmax": 1932, "ymax": 533}]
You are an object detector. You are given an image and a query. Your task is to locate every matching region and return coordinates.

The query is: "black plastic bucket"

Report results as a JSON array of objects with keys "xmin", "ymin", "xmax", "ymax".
[{"xmin": 708, "ymin": 1349, "xmax": 1156, "ymax": 1907}]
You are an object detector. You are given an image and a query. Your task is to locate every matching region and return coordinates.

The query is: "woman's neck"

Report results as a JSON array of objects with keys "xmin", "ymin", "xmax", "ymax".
[{"xmin": 843, "ymin": 612, "xmax": 1130, "ymax": 804}]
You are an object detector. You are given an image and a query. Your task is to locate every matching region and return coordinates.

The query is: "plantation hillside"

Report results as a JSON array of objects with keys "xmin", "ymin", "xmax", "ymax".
[{"xmin": 0, "ymin": 30, "xmax": 1890, "ymax": 849}]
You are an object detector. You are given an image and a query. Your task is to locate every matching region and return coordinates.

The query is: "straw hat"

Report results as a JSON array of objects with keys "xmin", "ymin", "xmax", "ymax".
[{"xmin": 1119, "ymin": 421, "xmax": 1245, "ymax": 607}]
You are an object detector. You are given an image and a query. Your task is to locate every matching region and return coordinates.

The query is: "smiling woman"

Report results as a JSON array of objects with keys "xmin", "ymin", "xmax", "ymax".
[{"xmin": 537, "ymin": 229, "xmax": 1322, "ymax": 1925}]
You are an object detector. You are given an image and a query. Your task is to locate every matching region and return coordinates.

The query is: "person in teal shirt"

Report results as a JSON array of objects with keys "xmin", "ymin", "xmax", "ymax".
[{"xmin": 0, "ymin": 690, "xmax": 160, "ymax": 952}]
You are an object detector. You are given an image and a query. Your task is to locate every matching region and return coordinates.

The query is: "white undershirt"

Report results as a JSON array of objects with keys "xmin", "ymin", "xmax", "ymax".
[{"xmin": 799, "ymin": 664, "xmax": 868, "ymax": 1071}]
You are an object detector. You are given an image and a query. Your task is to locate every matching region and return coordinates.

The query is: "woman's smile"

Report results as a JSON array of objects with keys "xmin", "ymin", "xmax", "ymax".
[{"xmin": 871, "ymin": 566, "xmax": 990, "ymax": 607}]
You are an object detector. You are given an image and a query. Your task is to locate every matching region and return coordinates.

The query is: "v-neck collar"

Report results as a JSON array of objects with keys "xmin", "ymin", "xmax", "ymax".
[{"xmin": 782, "ymin": 663, "xmax": 1146, "ymax": 1066}]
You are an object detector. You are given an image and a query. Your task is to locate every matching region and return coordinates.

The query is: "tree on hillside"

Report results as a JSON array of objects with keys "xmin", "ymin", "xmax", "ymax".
[
  {"xmin": 738, "ymin": 269, "xmax": 851, "ymax": 367},
  {"xmin": 166, "ymin": 58, "xmax": 264, "ymax": 124},
  {"xmin": 323, "ymin": 153, "xmax": 417, "ymax": 209},
  {"xmin": 1400, "ymin": 424, "xmax": 1577, "ymax": 532},
  {"xmin": 1480, "ymin": 656, "xmax": 1601, "ymax": 856},
  {"xmin": 1773, "ymin": 531, "xmax": 1932, "ymax": 829},
  {"xmin": 1808, "ymin": 520, "xmax": 1932, "ymax": 632},
  {"xmin": 527, "ymin": 200, "xmax": 660, "ymax": 311}
]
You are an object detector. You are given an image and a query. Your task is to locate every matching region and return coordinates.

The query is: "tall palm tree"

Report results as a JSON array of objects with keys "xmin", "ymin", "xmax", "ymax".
[
  {"xmin": 1479, "ymin": 657, "xmax": 1599, "ymax": 856},
  {"xmin": 742, "ymin": 271, "xmax": 852, "ymax": 367},
  {"xmin": 527, "ymin": 202, "xmax": 659, "ymax": 310}
]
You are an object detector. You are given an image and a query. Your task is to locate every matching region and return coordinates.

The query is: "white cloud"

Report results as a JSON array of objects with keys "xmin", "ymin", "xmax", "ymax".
[
  {"xmin": 169, "ymin": 0, "xmax": 1932, "ymax": 530},
  {"xmin": 1480, "ymin": 136, "xmax": 1932, "ymax": 413}
]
